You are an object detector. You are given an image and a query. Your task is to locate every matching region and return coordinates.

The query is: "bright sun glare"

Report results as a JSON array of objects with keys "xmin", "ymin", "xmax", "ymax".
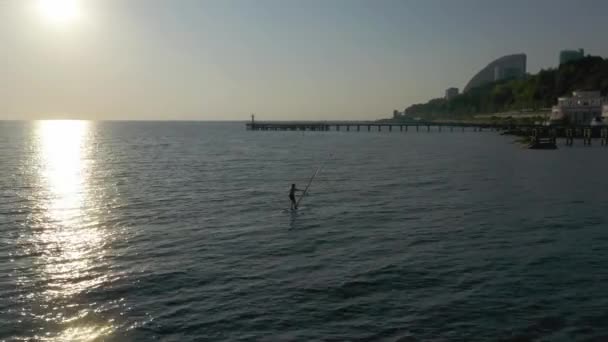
[{"xmin": 37, "ymin": 0, "xmax": 81, "ymax": 26}]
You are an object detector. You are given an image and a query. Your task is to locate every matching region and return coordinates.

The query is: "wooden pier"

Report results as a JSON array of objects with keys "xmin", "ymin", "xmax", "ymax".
[
  {"xmin": 246, "ymin": 120, "xmax": 608, "ymax": 146},
  {"xmin": 246, "ymin": 121, "xmax": 501, "ymax": 132}
]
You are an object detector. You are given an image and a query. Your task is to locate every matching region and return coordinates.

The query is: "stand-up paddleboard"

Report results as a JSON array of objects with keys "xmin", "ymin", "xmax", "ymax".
[
  {"xmin": 295, "ymin": 166, "xmax": 322, "ymax": 209},
  {"xmin": 282, "ymin": 206, "xmax": 305, "ymax": 213}
]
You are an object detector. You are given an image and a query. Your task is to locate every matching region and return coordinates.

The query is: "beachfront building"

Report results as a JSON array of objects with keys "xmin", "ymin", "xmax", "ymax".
[
  {"xmin": 559, "ymin": 49, "xmax": 585, "ymax": 65},
  {"xmin": 550, "ymin": 91, "xmax": 603, "ymax": 125},
  {"xmin": 445, "ymin": 87, "xmax": 459, "ymax": 100},
  {"xmin": 463, "ymin": 54, "xmax": 527, "ymax": 92}
]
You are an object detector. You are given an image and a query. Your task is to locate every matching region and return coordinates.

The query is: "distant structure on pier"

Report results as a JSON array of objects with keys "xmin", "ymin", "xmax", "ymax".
[
  {"xmin": 560, "ymin": 49, "xmax": 585, "ymax": 65},
  {"xmin": 445, "ymin": 87, "xmax": 459, "ymax": 100},
  {"xmin": 550, "ymin": 91, "xmax": 604, "ymax": 125},
  {"xmin": 463, "ymin": 54, "xmax": 527, "ymax": 92}
]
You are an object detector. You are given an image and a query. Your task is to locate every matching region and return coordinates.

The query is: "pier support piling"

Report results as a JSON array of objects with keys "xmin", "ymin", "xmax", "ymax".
[
  {"xmin": 565, "ymin": 128, "xmax": 574, "ymax": 146},
  {"xmin": 583, "ymin": 128, "xmax": 592, "ymax": 146}
]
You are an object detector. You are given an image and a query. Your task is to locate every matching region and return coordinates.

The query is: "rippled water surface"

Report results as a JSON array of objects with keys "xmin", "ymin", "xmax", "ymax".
[{"xmin": 1, "ymin": 121, "xmax": 608, "ymax": 341}]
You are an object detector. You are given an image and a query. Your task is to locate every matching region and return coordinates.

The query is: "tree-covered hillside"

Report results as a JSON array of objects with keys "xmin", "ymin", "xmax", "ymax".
[{"xmin": 403, "ymin": 56, "xmax": 608, "ymax": 120}]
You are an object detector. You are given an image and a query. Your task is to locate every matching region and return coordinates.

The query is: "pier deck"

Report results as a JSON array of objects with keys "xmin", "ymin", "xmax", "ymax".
[
  {"xmin": 246, "ymin": 121, "xmax": 501, "ymax": 132},
  {"xmin": 245, "ymin": 121, "xmax": 608, "ymax": 145}
]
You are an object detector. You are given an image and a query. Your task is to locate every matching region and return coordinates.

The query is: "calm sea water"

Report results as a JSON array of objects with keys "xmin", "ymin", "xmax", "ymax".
[{"xmin": 1, "ymin": 121, "xmax": 607, "ymax": 342}]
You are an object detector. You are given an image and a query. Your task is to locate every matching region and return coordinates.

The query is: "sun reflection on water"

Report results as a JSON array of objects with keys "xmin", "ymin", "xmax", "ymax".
[
  {"xmin": 39, "ymin": 120, "xmax": 88, "ymax": 225},
  {"xmin": 29, "ymin": 120, "xmax": 115, "ymax": 341}
]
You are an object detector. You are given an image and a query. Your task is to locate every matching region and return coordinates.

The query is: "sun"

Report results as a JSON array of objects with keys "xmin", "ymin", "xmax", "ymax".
[{"xmin": 37, "ymin": 0, "xmax": 81, "ymax": 26}]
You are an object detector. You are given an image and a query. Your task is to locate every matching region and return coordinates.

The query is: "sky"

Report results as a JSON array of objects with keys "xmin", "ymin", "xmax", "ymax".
[{"xmin": 1, "ymin": 0, "xmax": 608, "ymax": 121}]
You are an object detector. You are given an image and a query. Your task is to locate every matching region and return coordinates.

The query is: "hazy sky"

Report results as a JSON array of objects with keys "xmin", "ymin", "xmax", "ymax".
[{"xmin": 2, "ymin": 0, "xmax": 608, "ymax": 121}]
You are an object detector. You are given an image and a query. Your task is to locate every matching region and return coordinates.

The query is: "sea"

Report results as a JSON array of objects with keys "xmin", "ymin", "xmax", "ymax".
[{"xmin": 1, "ymin": 121, "xmax": 607, "ymax": 342}]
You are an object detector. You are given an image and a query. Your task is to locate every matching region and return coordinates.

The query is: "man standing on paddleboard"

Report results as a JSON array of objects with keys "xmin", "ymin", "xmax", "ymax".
[{"xmin": 289, "ymin": 184, "xmax": 303, "ymax": 210}]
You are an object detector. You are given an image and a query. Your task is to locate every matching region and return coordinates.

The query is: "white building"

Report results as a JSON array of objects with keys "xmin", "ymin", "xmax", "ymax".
[{"xmin": 550, "ymin": 91, "xmax": 604, "ymax": 125}]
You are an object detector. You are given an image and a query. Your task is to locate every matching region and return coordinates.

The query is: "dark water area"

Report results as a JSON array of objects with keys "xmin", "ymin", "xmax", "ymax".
[{"xmin": 1, "ymin": 121, "xmax": 607, "ymax": 341}]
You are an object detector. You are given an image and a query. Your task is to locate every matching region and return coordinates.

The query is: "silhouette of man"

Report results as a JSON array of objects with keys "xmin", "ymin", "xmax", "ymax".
[{"xmin": 289, "ymin": 184, "xmax": 303, "ymax": 210}]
